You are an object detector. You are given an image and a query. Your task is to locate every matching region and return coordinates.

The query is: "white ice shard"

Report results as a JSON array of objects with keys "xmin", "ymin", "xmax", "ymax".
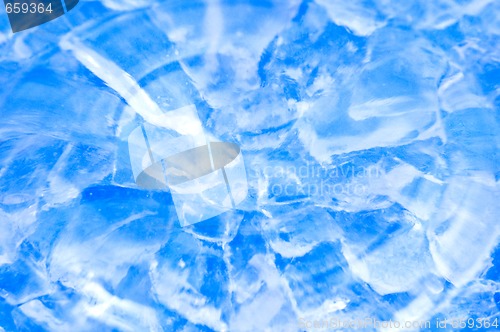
[{"xmin": 315, "ymin": 0, "xmax": 385, "ymax": 36}]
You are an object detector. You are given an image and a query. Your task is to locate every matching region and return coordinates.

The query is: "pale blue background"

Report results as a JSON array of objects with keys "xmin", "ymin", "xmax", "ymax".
[{"xmin": 0, "ymin": 0, "xmax": 499, "ymax": 331}]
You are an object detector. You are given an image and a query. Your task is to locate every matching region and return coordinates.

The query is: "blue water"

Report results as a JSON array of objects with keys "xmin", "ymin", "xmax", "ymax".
[{"xmin": 0, "ymin": 0, "xmax": 499, "ymax": 331}]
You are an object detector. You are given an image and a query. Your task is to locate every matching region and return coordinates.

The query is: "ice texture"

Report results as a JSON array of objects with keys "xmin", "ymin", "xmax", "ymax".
[{"xmin": 0, "ymin": 0, "xmax": 499, "ymax": 331}]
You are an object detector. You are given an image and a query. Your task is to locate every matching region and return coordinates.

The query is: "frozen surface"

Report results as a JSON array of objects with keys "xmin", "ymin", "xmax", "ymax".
[{"xmin": 0, "ymin": 0, "xmax": 499, "ymax": 331}]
